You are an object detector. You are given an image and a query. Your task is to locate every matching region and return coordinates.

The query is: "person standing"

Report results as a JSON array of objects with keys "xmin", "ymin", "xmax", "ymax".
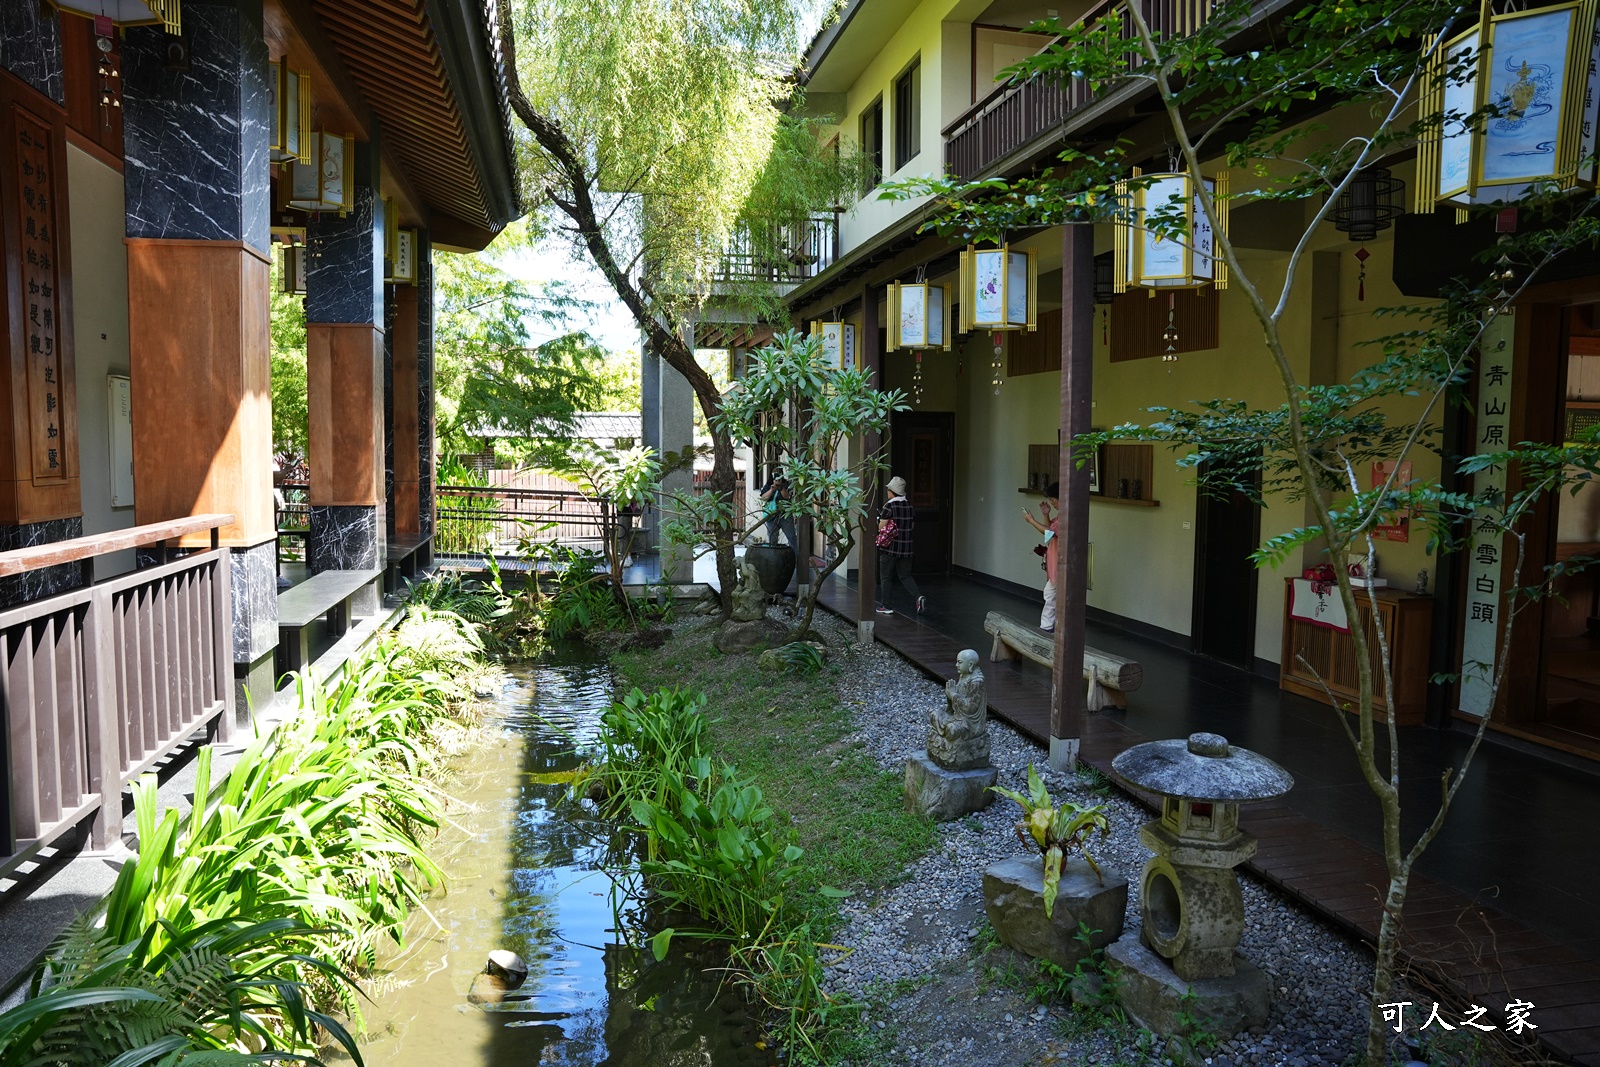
[
  {"xmin": 759, "ymin": 473, "xmax": 797, "ymax": 548},
  {"xmin": 1021, "ymin": 482, "xmax": 1059, "ymax": 632},
  {"xmin": 877, "ymin": 475, "xmax": 923, "ymax": 614}
]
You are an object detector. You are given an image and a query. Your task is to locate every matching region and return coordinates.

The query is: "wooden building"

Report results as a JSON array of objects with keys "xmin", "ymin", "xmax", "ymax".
[{"xmin": 0, "ymin": 0, "xmax": 520, "ymax": 867}]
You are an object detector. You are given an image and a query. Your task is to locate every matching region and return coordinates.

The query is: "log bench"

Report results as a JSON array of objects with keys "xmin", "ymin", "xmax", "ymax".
[
  {"xmin": 276, "ymin": 567, "xmax": 383, "ymax": 678},
  {"xmin": 983, "ymin": 610, "xmax": 1144, "ymax": 711},
  {"xmin": 385, "ymin": 534, "xmax": 430, "ymax": 594}
]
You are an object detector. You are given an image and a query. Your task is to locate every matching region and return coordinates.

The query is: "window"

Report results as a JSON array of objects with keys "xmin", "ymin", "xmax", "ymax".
[
  {"xmin": 894, "ymin": 59, "xmax": 921, "ymax": 170},
  {"xmin": 860, "ymin": 97, "xmax": 883, "ymax": 194}
]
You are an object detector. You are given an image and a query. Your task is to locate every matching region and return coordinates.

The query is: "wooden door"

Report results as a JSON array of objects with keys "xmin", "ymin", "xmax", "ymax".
[
  {"xmin": 1191, "ymin": 461, "xmax": 1261, "ymax": 669},
  {"xmin": 890, "ymin": 411, "xmax": 954, "ymax": 574}
]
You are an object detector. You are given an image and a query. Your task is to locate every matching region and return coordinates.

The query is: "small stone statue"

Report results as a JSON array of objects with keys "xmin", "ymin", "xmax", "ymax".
[
  {"xmin": 1416, "ymin": 568, "xmax": 1429, "ymax": 595},
  {"xmin": 929, "ymin": 649, "xmax": 991, "ymax": 771},
  {"xmin": 730, "ymin": 560, "xmax": 768, "ymax": 622}
]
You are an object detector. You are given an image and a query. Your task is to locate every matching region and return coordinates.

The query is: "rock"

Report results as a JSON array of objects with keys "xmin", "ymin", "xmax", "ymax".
[
  {"xmin": 904, "ymin": 752, "xmax": 997, "ymax": 820},
  {"xmin": 730, "ymin": 561, "xmax": 768, "ymax": 622},
  {"xmin": 982, "ymin": 855, "xmax": 1127, "ymax": 970},
  {"xmin": 486, "ymin": 948, "xmax": 528, "ymax": 985},
  {"xmin": 467, "ymin": 972, "xmax": 511, "ymax": 1006},
  {"xmin": 1104, "ymin": 933, "xmax": 1270, "ymax": 1038},
  {"xmin": 1068, "ymin": 971, "xmax": 1105, "ymax": 1006},
  {"xmin": 714, "ymin": 617, "xmax": 788, "ymax": 654}
]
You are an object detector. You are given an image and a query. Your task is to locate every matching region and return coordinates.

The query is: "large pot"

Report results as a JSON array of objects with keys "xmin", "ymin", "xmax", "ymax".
[{"xmin": 743, "ymin": 543, "xmax": 796, "ymax": 595}]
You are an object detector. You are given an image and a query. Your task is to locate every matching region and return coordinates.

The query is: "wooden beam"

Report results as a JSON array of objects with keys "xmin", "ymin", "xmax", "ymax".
[
  {"xmin": 1052, "ymin": 223, "xmax": 1095, "ymax": 769},
  {"xmin": 0, "ymin": 515, "xmax": 232, "ymax": 577}
]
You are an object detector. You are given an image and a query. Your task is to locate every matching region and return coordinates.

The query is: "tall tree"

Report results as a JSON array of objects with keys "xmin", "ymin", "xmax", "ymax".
[
  {"xmin": 497, "ymin": 0, "xmax": 857, "ymax": 610},
  {"xmin": 886, "ymin": 0, "xmax": 1600, "ymax": 1061}
]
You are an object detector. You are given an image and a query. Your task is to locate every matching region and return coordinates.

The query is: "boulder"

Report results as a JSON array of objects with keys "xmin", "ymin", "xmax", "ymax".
[
  {"xmin": 982, "ymin": 855, "xmax": 1127, "ymax": 970},
  {"xmin": 713, "ymin": 617, "xmax": 787, "ymax": 654},
  {"xmin": 904, "ymin": 752, "xmax": 996, "ymax": 821},
  {"xmin": 1105, "ymin": 933, "xmax": 1269, "ymax": 1037}
]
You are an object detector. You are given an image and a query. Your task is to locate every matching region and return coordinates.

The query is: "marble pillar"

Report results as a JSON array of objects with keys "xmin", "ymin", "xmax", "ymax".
[
  {"xmin": 306, "ymin": 152, "xmax": 386, "ymax": 603},
  {"xmin": 122, "ymin": 0, "xmax": 275, "ymax": 716},
  {"xmin": 0, "ymin": 3, "xmax": 63, "ymax": 105}
]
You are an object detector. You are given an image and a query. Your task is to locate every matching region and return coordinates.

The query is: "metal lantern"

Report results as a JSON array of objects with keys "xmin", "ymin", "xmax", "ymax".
[
  {"xmin": 958, "ymin": 244, "xmax": 1037, "ymax": 333},
  {"xmin": 47, "ymin": 0, "xmax": 180, "ymax": 31},
  {"xmin": 1114, "ymin": 169, "xmax": 1230, "ymax": 292},
  {"xmin": 270, "ymin": 63, "xmax": 310, "ymax": 164},
  {"xmin": 887, "ymin": 282, "xmax": 951, "ymax": 351},
  {"xmin": 287, "ymin": 131, "xmax": 352, "ymax": 214},
  {"xmin": 1329, "ymin": 168, "xmax": 1406, "ymax": 241},
  {"xmin": 280, "ymin": 243, "xmax": 306, "ymax": 295},
  {"xmin": 810, "ymin": 320, "xmax": 857, "ymax": 371},
  {"xmin": 1092, "ymin": 251, "xmax": 1117, "ymax": 304},
  {"xmin": 1416, "ymin": 0, "xmax": 1600, "ymax": 210},
  {"xmin": 393, "ymin": 229, "xmax": 418, "ymax": 285}
]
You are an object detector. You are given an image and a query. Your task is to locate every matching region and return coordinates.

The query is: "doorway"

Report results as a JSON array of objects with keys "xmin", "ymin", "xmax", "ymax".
[
  {"xmin": 1191, "ymin": 462, "xmax": 1262, "ymax": 669},
  {"xmin": 889, "ymin": 411, "xmax": 954, "ymax": 574}
]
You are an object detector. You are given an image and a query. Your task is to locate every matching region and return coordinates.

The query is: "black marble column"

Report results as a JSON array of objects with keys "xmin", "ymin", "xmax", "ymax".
[
  {"xmin": 0, "ymin": 4, "xmax": 62, "ymax": 104},
  {"xmin": 123, "ymin": 1, "xmax": 270, "ymax": 253},
  {"xmin": 306, "ymin": 145, "xmax": 387, "ymax": 591},
  {"xmin": 122, "ymin": 0, "xmax": 275, "ymax": 715},
  {"xmin": 417, "ymin": 235, "xmax": 435, "ymax": 544}
]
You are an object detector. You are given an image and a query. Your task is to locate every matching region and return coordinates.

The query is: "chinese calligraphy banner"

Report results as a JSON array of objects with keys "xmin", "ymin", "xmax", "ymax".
[
  {"xmin": 14, "ymin": 105, "xmax": 65, "ymax": 484},
  {"xmin": 1290, "ymin": 578, "xmax": 1351, "ymax": 632},
  {"xmin": 1460, "ymin": 310, "xmax": 1515, "ymax": 717},
  {"xmin": 1371, "ymin": 460, "xmax": 1411, "ymax": 542}
]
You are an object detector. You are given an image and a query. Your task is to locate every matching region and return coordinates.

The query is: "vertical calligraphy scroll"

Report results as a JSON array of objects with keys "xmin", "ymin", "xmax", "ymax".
[
  {"xmin": 1459, "ymin": 310, "xmax": 1516, "ymax": 717},
  {"xmin": 14, "ymin": 108, "xmax": 64, "ymax": 483}
]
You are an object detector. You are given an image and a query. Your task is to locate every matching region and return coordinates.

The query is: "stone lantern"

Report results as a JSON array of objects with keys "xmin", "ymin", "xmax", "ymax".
[{"xmin": 1106, "ymin": 732, "xmax": 1294, "ymax": 1035}]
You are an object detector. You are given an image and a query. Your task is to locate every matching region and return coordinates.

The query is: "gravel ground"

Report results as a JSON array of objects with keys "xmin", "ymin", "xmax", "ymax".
[{"xmin": 799, "ymin": 610, "xmax": 1379, "ymax": 1067}]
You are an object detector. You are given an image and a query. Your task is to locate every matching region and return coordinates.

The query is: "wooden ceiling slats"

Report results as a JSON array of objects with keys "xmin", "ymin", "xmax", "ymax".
[{"xmin": 308, "ymin": 0, "xmax": 494, "ymax": 233}]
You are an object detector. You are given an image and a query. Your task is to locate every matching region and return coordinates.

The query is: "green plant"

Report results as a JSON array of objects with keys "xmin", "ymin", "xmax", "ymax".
[
  {"xmin": 990, "ymin": 764, "xmax": 1111, "ymax": 918},
  {"xmin": 770, "ymin": 641, "xmax": 825, "ymax": 675},
  {"xmin": 1075, "ymin": 765, "xmax": 1114, "ymax": 798},
  {"xmin": 404, "ymin": 569, "xmax": 510, "ymax": 626},
  {"xmin": 2, "ymin": 915, "xmax": 363, "ymax": 1066}
]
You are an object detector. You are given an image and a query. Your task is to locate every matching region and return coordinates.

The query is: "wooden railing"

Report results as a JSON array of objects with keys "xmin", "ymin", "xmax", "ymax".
[
  {"xmin": 714, "ymin": 213, "xmax": 841, "ymax": 285},
  {"xmin": 1, "ymin": 515, "xmax": 235, "ymax": 871},
  {"xmin": 943, "ymin": 0, "xmax": 1219, "ymax": 181}
]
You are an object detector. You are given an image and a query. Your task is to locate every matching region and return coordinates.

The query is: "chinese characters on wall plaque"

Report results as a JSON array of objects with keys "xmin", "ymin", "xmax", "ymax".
[
  {"xmin": 15, "ymin": 108, "xmax": 65, "ymax": 484},
  {"xmin": 1459, "ymin": 310, "xmax": 1515, "ymax": 717}
]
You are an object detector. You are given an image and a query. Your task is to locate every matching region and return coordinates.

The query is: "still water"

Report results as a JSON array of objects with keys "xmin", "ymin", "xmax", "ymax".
[{"xmin": 350, "ymin": 651, "xmax": 772, "ymax": 1066}]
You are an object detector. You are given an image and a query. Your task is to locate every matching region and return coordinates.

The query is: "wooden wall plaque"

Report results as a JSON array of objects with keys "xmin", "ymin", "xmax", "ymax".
[{"xmin": 0, "ymin": 67, "xmax": 79, "ymax": 524}]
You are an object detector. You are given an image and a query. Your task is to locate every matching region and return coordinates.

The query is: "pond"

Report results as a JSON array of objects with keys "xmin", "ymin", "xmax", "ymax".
[{"xmin": 348, "ymin": 650, "xmax": 774, "ymax": 1066}]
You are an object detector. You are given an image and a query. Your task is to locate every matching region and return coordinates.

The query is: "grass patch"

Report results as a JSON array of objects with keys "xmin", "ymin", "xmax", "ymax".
[{"xmin": 612, "ymin": 622, "xmax": 937, "ymax": 908}]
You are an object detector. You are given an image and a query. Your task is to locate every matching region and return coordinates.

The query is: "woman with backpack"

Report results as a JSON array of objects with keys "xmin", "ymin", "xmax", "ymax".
[{"xmin": 875, "ymin": 475, "xmax": 923, "ymax": 614}]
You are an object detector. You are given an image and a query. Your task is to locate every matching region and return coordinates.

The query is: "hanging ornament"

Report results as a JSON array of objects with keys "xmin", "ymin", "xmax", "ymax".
[
  {"xmin": 1353, "ymin": 246, "xmax": 1371, "ymax": 301},
  {"xmin": 991, "ymin": 331, "xmax": 1005, "ymax": 394},
  {"xmin": 912, "ymin": 350, "xmax": 924, "ymax": 405},
  {"xmin": 1161, "ymin": 293, "xmax": 1179, "ymax": 364}
]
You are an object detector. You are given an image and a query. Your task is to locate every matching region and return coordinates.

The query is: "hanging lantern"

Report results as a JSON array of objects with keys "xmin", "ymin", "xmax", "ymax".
[
  {"xmin": 1416, "ymin": 1, "xmax": 1600, "ymax": 211},
  {"xmin": 959, "ymin": 244, "xmax": 1038, "ymax": 333},
  {"xmin": 1329, "ymin": 168, "xmax": 1406, "ymax": 241},
  {"xmin": 810, "ymin": 320, "xmax": 857, "ymax": 371},
  {"xmin": 270, "ymin": 63, "xmax": 310, "ymax": 164},
  {"xmin": 280, "ymin": 242, "xmax": 307, "ymax": 295},
  {"xmin": 393, "ymin": 229, "xmax": 418, "ymax": 285},
  {"xmin": 47, "ymin": 0, "xmax": 180, "ymax": 32},
  {"xmin": 1114, "ymin": 169, "xmax": 1229, "ymax": 293},
  {"xmin": 887, "ymin": 281, "xmax": 951, "ymax": 351},
  {"xmin": 287, "ymin": 131, "xmax": 352, "ymax": 214}
]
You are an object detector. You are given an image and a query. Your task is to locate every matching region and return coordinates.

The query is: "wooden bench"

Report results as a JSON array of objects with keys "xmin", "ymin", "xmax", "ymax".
[
  {"xmin": 983, "ymin": 610, "xmax": 1144, "ymax": 711},
  {"xmin": 385, "ymin": 534, "xmax": 430, "ymax": 594},
  {"xmin": 276, "ymin": 568, "xmax": 383, "ymax": 677}
]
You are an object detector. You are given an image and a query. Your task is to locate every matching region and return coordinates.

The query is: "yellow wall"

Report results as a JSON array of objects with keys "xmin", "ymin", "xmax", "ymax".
[{"xmin": 67, "ymin": 144, "xmax": 136, "ymax": 576}]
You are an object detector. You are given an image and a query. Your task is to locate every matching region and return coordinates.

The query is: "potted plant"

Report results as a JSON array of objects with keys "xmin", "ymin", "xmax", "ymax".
[{"xmin": 982, "ymin": 765, "xmax": 1127, "ymax": 970}]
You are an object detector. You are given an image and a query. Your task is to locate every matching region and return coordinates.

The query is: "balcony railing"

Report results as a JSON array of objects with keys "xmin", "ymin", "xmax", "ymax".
[
  {"xmin": 0, "ymin": 515, "xmax": 236, "ymax": 871},
  {"xmin": 944, "ymin": 0, "xmax": 1218, "ymax": 181},
  {"xmin": 714, "ymin": 213, "xmax": 840, "ymax": 285}
]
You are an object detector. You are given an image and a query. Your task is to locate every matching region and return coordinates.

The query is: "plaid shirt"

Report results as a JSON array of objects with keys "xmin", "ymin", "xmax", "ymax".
[{"xmin": 879, "ymin": 497, "xmax": 916, "ymax": 557}]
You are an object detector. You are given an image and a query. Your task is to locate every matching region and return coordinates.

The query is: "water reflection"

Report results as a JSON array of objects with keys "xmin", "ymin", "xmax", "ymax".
[{"xmin": 348, "ymin": 648, "xmax": 771, "ymax": 1067}]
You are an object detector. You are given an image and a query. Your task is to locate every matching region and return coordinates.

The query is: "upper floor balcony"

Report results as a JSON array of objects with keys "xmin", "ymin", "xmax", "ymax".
[
  {"xmin": 713, "ymin": 213, "xmax": 841, "ymax": 288},
  {"xmin": 943, "ymin": 0, "xmax": 1220, "ymax": 182}
]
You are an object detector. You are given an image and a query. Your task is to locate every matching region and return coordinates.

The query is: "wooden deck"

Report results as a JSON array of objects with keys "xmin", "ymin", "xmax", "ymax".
[{"xmin": 816, "ymin": 580, "xmax": 1600, "ymax": 1065}]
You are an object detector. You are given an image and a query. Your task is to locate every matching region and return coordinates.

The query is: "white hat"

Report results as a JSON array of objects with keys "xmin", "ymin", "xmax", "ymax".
[{"xmin": 887, "ymin": 476, "xmax": 907, "ymax": 496}]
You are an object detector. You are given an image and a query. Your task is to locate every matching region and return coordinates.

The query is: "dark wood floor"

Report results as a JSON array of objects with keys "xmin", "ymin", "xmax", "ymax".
[{"xmin": 817, "ymin": 576, "xmax": 1600, "ymax": 1066}]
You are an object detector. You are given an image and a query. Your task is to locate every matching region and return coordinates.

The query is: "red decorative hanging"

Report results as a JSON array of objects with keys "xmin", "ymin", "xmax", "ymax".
[{"xmin": 1354, "ymin": 246, "xmax": 1371, "ymax": 302}]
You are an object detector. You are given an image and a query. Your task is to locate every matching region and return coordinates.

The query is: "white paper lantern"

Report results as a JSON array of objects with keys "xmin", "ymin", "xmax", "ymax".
[
  {"xmin": 888, "ymin": 282, "xmax": 951, "ymax": 351},
  {"xmin": 1114, "ymin": 169, "xmax": 1230, "ymax": 292},
  {"xmin": 958, "ymin": 244, "xmax": 1037, "ymax": 333},
  {"xmin": 810, "ymin": 321, "xmax": 857, "ymax": 371},
  {"xmin": 287, "ymin": 131, "xmax": 353, "ymax": 214}
]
